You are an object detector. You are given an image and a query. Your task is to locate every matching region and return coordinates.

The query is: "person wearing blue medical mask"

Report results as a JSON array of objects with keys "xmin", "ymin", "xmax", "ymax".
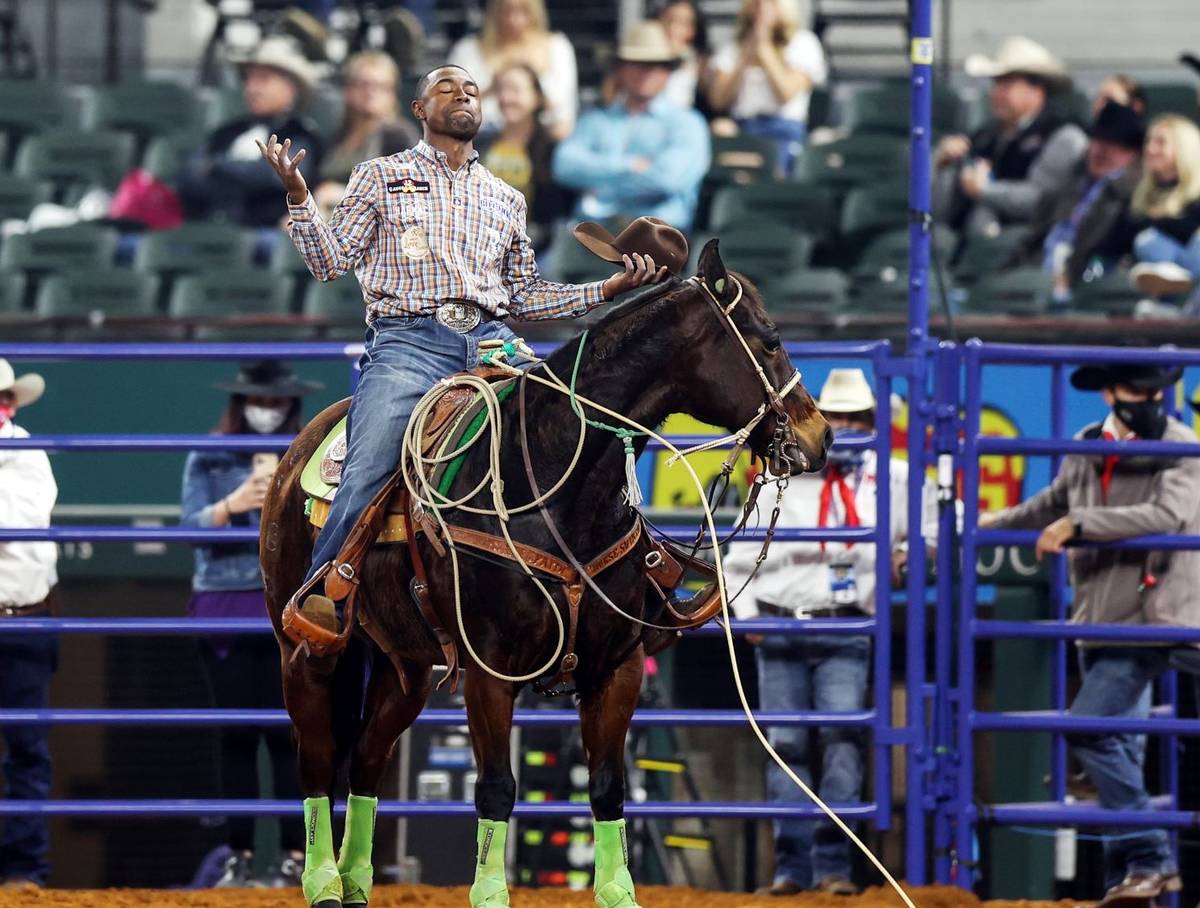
[{"xmin": 725, "ymin": 368, "xmax": 937, "ymax": 897}]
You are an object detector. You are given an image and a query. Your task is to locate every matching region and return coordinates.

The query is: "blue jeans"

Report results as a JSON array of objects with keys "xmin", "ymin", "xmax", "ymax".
[
  {"xmin": 1067, "ymin": 647, "xmax": 1175, "ymax": 887},
  {"xmin": 755, "ymin": 634, "xmax": 870, "ymax": 887},
  {"xmin": 305, "ymin": 315, "xmax": 527, "ymax": 588},
  {"xmin": 736, "ymin": 116, "xmax": 809, "ymax": 177},
  {"xmin": 1134, "ymin": 227, "xmax": 1200, "ymax": 309},
  {"xmin": 0, "ymin": 633, "xmax": 58, "ymax": 885}
]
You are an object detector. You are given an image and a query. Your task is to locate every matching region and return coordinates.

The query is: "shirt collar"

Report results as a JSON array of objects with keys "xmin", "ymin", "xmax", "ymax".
[
  {"xmin": 0, "ymin": 420, "xmax": 14, "ymax": 439},
  {"xmin": 414, "ymin": 139, "xmax": 480, "ymax": 169}
]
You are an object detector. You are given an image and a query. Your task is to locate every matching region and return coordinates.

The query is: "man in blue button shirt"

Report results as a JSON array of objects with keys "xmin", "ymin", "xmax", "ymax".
[{"xmin": 553, "ymin": 20, "xmax": 711, "ymax": 230}]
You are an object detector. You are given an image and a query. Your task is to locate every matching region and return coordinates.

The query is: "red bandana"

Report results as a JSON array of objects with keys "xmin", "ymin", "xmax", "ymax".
[{"xmin": 818, "ymin": 465, "xmax": 860, "ymax": 552}]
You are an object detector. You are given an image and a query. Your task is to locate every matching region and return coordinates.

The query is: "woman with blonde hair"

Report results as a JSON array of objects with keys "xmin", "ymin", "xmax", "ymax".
[
  {"xmin": 1127, "ymin": 114, "xmax": 1200, "ymax": 306},
  {"xmin": 706, "ymin": 0, "xmax": 827, "ymax": 173},
  {"xmin": 448, "ymin": 0, "xmax": 578, "ymax": 138}
]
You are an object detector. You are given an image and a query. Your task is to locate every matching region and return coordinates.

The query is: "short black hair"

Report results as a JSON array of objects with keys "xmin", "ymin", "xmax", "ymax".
[{"xmin": 414, "ymin": 64, "xmax": 472, "ymax": 102}]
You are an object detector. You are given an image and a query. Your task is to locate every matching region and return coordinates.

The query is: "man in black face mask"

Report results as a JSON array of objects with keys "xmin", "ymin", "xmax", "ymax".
[{"xmin": 981, "ymin": 361, "xmax": 1200, "ymax": 907}]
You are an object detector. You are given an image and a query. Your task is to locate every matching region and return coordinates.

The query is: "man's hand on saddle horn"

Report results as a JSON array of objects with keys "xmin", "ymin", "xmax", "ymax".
[
  {"xmin": 256, "ymin": 134, "xmax": 309, "ymax": 206},
  {"xmin": 601, "ymin": 253, "xmax": 669, "ymax": 300}
]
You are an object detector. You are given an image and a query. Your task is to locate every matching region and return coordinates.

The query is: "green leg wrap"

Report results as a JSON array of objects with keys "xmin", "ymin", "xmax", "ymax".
[
  {"xmin": 469, "ymin": 819, "xmax": 511, "ymax": 907},
  {"xmin": 302, "ymin": 797, "xmax": 343, "ymax": 906},
  {"xmin": 337, "ymin": 794, "xmax": 378, "ymax": 905},
  {"xmin": 593, "ymin": 819, "xmax": 640, "ymax": 908}
]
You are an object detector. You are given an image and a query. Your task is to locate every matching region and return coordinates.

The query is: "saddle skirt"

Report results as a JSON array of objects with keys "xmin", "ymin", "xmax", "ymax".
[{"xmin": 300, "ymin": 366, "xmax": 516, "ymax": 544}]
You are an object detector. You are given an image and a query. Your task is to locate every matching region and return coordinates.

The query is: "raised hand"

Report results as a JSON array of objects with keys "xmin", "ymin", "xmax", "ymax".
[
  {"xmin": 256, "ymin": 134, "xmax": 309, "ymax": 204},
  {"xmin": 601, "ymin": 253, "xmax": 669, "ymax": 300}
]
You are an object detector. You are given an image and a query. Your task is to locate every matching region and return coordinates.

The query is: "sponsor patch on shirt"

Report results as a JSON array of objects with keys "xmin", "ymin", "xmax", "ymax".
[
  {"xmin": 478, "ymin": 197, "xmax": 512, "ymax": 217},
  {"xmin": 387, "ymin": 177, "xmax": 431, "ymax": 194}
]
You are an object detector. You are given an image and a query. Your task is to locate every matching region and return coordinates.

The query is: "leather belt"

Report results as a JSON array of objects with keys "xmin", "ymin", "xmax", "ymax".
[
  {"xmin": 433, "ymin": 300, "xmax": 498, "ymax": 334},
  {"xmin": 0, "ymin": 599, "xmax": 51, "ymax": 618},
  {"xmin": 756, "ymin": 600, "xmax": 866, "ymax": 620}
]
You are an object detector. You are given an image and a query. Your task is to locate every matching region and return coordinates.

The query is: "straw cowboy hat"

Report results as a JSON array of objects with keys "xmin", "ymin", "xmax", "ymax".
[
  {"xmin": 234, "ymin": 36, "xmax": 318, "ymax": 93},
  {"xmin": 574, "ymin": 217, "xmax": 690, "ymax": 275},
  {"xmin": 818, "ymin": 369, "xmax": 876, "ymax": 413},
  {"xmin": 964, "ymin": 36, "xmax": 1070, "ymax": 89},
  {"xmin": 213, "ymin": 360, "xmax": 323, "ymax": 398},
  {"xmin": 0, "ymin": 359, "xmax": 45, "ymax": 408},
  {"xmin": 615, "ymin": 21, "xmax": 681, "ymax": 66}
]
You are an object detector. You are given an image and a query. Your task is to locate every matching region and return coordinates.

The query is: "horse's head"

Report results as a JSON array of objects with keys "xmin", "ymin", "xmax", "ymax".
[{"xmin": 679, "ymin": 239, "xmax": 831, "ymax": 475}]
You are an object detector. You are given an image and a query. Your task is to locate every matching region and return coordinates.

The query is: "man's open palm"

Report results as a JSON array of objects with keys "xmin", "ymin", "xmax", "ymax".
[{"xmin": 257, "ymin": 134, "xmax": 308, "ymax": 203}]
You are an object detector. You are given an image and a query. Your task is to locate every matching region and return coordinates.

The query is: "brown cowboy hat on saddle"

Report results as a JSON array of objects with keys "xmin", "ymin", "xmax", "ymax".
[{"xmin": 574, "ymin": 217, "xmax": 690, "ymax": 276}]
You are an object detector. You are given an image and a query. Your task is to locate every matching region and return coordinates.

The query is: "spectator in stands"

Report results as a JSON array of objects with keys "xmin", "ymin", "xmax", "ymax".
[
  {"xmin": 1092, "ymin": 74, "xmax": 1147, "ymax": 119},
  {"xmin": 448, "ymin": 0, "xmax": 578, "ymax": 140},
  {"xmin": 706, "ymin": 0, "xmax": 827, "ymax": 174},
  {"xmin": 553, "ymin": 21, "xmax": 710, "ymax": 230},
  {"xmin": 655, "ymin": 0, "xmax": 712, "ymax": 112},
  {"xmin": 180, "ymin": 361, "xmax": 322, "ymax": 888},
  {"xmin": 0, "ymin": 361, "xmax": 57, "ymax": 890},
  {"xmin": 727, "ymin": 369, "xmax": 935, "ymax": 898},
  {"xmin": 934, "ymin": 37, "xmax": 1087, "ymax": 237},
  {"xmin": 1126, "ymin": 115, "xmax": 1200, "ymax": 310},
  {"xmin": 477, "ymin": 64, "xmax": 572, "ymax": 252},
  {"xmin": 981, "ymin": 360, "xmax": 1199, "ymax": 907},
  {"xmin": 1007, "ymin": 101, "xmax": 1144, "ymax": 300},
  {"xmin": 178, "ymin": 37, "xmax": 323, "ymax": 229}
]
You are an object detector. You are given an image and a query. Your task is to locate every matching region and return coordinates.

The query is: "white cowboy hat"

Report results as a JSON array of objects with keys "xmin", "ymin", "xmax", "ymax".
[
  {"xmin": 0, "ymin": 359, "xmax": 45, "ymax": 408},
  {"xmin": 615, "ymin": 21, "xmax": 681, "ymax": 66},
  {"xmin": 964, "ymin": 36, "xmax": 1069, "ymax": 88},
  {"xmin": 818, "ymin": 369, "xmax": 876, "ymax": 414},
  {"xmin": 234, "ymin": 35, "xmax": 318, "ymax": 93}
]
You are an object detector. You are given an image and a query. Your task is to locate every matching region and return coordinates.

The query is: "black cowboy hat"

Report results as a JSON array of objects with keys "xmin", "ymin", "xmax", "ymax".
[
  {"xmin": 1070, "ymin": 362, "xmax": 1183, "ymax": 391},
  {"xmin": 1091, "ymin": 100, "xmax": 1146, "ymax": 151},
  {"xmin": 214, "ymin": 360, "xmax": 323, "ymax": 397}
]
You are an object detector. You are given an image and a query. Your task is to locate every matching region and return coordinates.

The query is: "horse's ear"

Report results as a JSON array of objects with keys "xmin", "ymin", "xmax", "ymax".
[{"xmin": 698, "ymin": 238, "xmax": 728, "ymax": 297}]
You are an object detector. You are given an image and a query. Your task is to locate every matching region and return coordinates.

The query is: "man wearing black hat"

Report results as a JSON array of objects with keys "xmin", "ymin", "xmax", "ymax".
[
  {"xmin": 981, "ymin": 361, "xmax": 1200, "ymax": 906},
  {"xmin": 1006, "ymin": 101, "xmax": 1145, "ymax": 298}
]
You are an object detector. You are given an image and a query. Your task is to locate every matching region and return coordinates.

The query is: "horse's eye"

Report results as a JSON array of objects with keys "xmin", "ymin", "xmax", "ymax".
[{"xmin": 764, "ymin": 333, "xmax": 781, "ymax": 353}]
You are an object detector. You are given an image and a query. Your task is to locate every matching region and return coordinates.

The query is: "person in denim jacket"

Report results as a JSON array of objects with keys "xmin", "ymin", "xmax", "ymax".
[{"xmin": 180, "ymin": 360, "xmax": 322, "ymax": 888}]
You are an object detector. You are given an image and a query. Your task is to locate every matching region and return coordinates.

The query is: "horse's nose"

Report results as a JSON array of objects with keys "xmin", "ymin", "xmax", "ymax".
[{"xmin": 822, "ymin": 426, "xmax": 834, "ymax": 453}]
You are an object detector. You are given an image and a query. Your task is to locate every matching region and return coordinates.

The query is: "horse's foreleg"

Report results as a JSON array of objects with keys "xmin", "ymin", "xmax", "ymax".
[
  {"xmin": 579, "ymin": 649, "xmax": 645, "ymax": 908},
  {"xmin": 338, "ymin": 657, "xmax": 432, "ymax": 907},
  {"xmin": 282, "ymin": 650, "xmax": 343, "ymax": 908},
  {"xmin": 464, "ymin": 664, "xmax": 517, "ymax": 907}
]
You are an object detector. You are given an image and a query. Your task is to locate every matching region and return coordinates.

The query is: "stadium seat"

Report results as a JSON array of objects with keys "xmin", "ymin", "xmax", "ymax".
[
  {"xmin": 302, "ymin": 278, "xmax": 367, "ymax": 338},
  {"xmin": 0, "ymin": 224, "xmax": 119, "ymax": 274},
  {"xmin": 13, "ymin": 129, "xmax": 138, "ymax": 192},
  {"xmin": 548, "ymin": 226, "xmax": 622, "ymax": 285},
  {"xmin": 708, "ymin": 182, "xmax": 839, "ymax": 242},
  {"xmin": 707, "ymin": 134, "xmax": 779, "ymax": 185},
  {"xmin": 81, "ymin": 81, "xmax": 202, "ymax": 143},
  {"xmin": 760, "ymin": 268, "xmax": 849, "ymax": 313},
  {"xmin": 270, "ymin": 238, "xmax": 314, "ymax": 277},
  {"xmin": 1067, "ymin": 271, "xmax": 1139, "ymax": 316},
  {"xmin": 200, "ymin": 86, "xmax": 248, "ymax": 128},
  {"xmin": 0, "ymin": 80, "xmax": 73, "ymax": 143},
  {"xmin": 953, "ymin": 225, "xmax": 1028, "ymax": 284},
  {"xmin": 854, "ymin": 226, "xmax": 958, "ymax": 280},
  {"xmin": 961, "ymin": 267, "xmax": 1053, "ymax": 315},
  {"xmin": 1142, "ymin": 82, "xmax": 1200, "ymax": 120},
  {"xmin": 141, "ymin": 129, "xmax": 208, "ymax": 182},
  {"xmin": 839, "ymin": 183, "xmax": 910, "ymax": 247},
  {"xmin": 841, "ymin": 82, "xmax": 965, "ymax": 136},
  {"xmin": 696, "ymin": 220, "xmax": 814, "ymax": 287},
  {"xmin": 793, "ymin": 136, "xmax": 908, "ymax": 191},
  {"xmin": 168, "ymin": 270, "xmax": 295, "ymax": 320},
  {"xmin": 35, "ymin": 269, "xmax": 161, "ymax": 318},
  {"xmin": 0, "ymin": 272, "xmax": 27, "ymax": 313},
  {"xmin": 136, "ymin": 224, "xmax": 252, "ymax": 275},
  {"xmin": 0, "ymin": 174, "xmax": 52, "ymax": 221},
  {"xmin": 850, "ymin": 269, "xmax": 911, "ymax": 312}
]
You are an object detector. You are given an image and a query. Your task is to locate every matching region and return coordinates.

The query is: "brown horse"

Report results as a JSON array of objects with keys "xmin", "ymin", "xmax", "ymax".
[{"xmin": 259, "ymin": 241, "xmax": 831, "ymax": 908}]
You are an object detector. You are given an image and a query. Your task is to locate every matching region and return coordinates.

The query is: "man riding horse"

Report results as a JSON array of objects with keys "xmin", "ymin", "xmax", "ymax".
[{"xmin": 258, "ymin": 64, "xmax": 669, "ymax": 651}]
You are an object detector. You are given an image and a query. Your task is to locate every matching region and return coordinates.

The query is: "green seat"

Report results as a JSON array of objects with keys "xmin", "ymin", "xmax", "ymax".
[
  {"xmin": 82, "ymin": 81, "xmax": 202, "ymax": 142},
  {"xmin": 0, "ymin": 272, "xmax": 28, "ymax": 312},
  {"xmin": 0, "ymin": 175, "xmax": 52, "ymax": 221},
  {"xmin": 953, "ymin": 225, "xmax": 1028, "ymax": 284},
  {"xmin": 136, "ymin": 224, "xmax": 251, "ymax": 274},
  {"xmin": 141, "ymin": 129, "xmax": 207, "ymax": 182},
  {"xmin": 851, "ymin": 270, "xmax": 911, "ymax": 311},
  {"xmin": 761, "ymin": 268, "xmax": 849, "ymax": 313},
  {"xmin": 270, "ymin": 238, "xmax": 314, "ymax": 277},
  {"xmin": 35, "ymin": 269, "xmax": 160, "ymax": 318},
  {"xmin": 302, "ymin": 278, "xmax": 367, "ymax": 338},
  {"xmin": 699, "ymin": 221, "xmax": 814, "ymax": 287},
  {"xmin": 854, "ymin": 226, "xmax": 958, "ymax": 279},
  {"xmin": 793, "ymin": 136, "xmax": 907, "ymax": 191},
  {"xmin": 0, "ymin": 80, "xmax": 73, "ymax": 142},
  {"xmin": 839, "ymin": 183, "xmax": 910, "ymax": 246},
  {"xmin": 14, "ymin": 129, "xmax": 137, "ymax": 191},
  {"xmin": 1142, "ymin": 82, "xmax": 1200, "ymax": 120},
  {"xmin": 548, "ymin": 226, "xmax": 620, "ymax": 285},
  {"xmin": 707, "ymin": 134, "xmax": 780, "ymax": 185},
  {"xmin": 1068, "ymin": 271, "xmax": 1139, "ymax": 315},
  {"xmin": 709, "ymin": 182, "xmax": 838, "ymax": 242},
  {"xmin": 842, "ymin": 83, "xmax": 964, "ymax": 136},
  {"xmin": 962, "ymin": 267, "xmax": 1052, "ymax": 315},
  {"xmin": 168, "ymin": 270, "xmax": 295, "ymax": 319},
  {"xmin": 0, "ymin": 225, "xmax": 119, "ymax": 273},
  {"xmin": 200, "ymin": 86, "xmax": 249, "ymax": 129}
]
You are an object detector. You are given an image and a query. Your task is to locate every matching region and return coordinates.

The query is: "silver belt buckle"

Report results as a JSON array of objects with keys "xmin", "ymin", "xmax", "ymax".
[{"xmin": 435, "ymin": 302, "xmax": 482, "ymax": 334}]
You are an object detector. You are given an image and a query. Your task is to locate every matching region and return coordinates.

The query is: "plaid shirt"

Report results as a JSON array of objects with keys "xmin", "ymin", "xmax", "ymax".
[{"xmin": 287, "ymin": 140, "xmax": 606, "ymax": 322}]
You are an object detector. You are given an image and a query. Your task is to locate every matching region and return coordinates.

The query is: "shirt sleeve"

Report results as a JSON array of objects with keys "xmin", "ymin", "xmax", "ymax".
[
  {"xmin": 785, "ymin": 31, "xmax": 828, "ymax": 86},
  {"xmin": 980, "ymin": 124, "xmax": 1088, "ymax": 220},
  {"xmin": 623, "ymin": 109, "xmax": 712, "ymax": 198},
  {"xmin": 544, "ymin": 34, "xmax": 579, "ymax": 130},
  {"xmin": 501, "ymin": 194, "xmax": 606, "ymax": 320},
  {"xmin": 287, "ymin": 161, "xmax": 381, "ymax": 282},
  {"xmin": 180, "ymin": 451, "xmax": 218, "ymax": 529},
  {"xmin": 551, "ymin": 111, "xmax": 630, "ymax": 189}
]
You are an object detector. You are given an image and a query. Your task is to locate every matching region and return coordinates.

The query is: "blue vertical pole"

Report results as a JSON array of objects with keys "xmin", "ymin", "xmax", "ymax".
[
  {"xmin": 905, "ymin": 0, "xmax": 935, "ymax": 885},
  {"xmin": 1049, "ymin": 366, "xmax": 1069, "ymax": 807},
  {"xmin": 873, "ymin": 344, "xmax": 895, "ymax": 832}
]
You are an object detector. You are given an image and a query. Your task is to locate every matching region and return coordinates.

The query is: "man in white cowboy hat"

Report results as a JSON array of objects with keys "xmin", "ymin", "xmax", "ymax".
[
  {"xmin": 726, "ymin": 368, "xmax": 935, "ymax": 898},
  {"xmin": 933, "ymin": 35, "xmax": 1087, "ymax": 237},
  {"xmin": 553, "ymin": 20, "xmax": 711, "ymax": 228},
  {"xmin": 179, "ymin": 35, "xmax": 324, "ymax": 228},
  {"xmin": 0, "ymin": 359, "xmax": 58, "ymax": 888}
]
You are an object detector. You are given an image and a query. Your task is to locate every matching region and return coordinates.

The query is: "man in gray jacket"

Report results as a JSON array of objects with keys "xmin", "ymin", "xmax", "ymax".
[{"xmin": 983, "ymin": 361, "xmax": 1200, "ymax": 906}]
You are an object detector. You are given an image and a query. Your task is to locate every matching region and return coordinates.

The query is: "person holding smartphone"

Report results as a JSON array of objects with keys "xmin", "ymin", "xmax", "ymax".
[{"xmin": 180, "ymin": 360, "xmax": 322, "ymax": 888}]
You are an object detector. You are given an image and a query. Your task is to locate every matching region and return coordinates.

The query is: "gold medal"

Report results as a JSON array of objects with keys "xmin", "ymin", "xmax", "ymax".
[{"xmin": 401, "ymin": 225, "xmax": 430, "ymax": 259}]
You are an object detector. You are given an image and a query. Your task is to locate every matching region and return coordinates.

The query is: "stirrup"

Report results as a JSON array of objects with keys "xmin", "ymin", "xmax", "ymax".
[{"xmin": 282, "ymin": 563, "xmax": 351, "ymax": 657}]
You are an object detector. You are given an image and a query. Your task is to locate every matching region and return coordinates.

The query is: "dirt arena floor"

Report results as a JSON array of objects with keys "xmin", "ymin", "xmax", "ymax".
[{"xmin": 0, "ymin": 884, "xmax": 1064, "ymax": 908}]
